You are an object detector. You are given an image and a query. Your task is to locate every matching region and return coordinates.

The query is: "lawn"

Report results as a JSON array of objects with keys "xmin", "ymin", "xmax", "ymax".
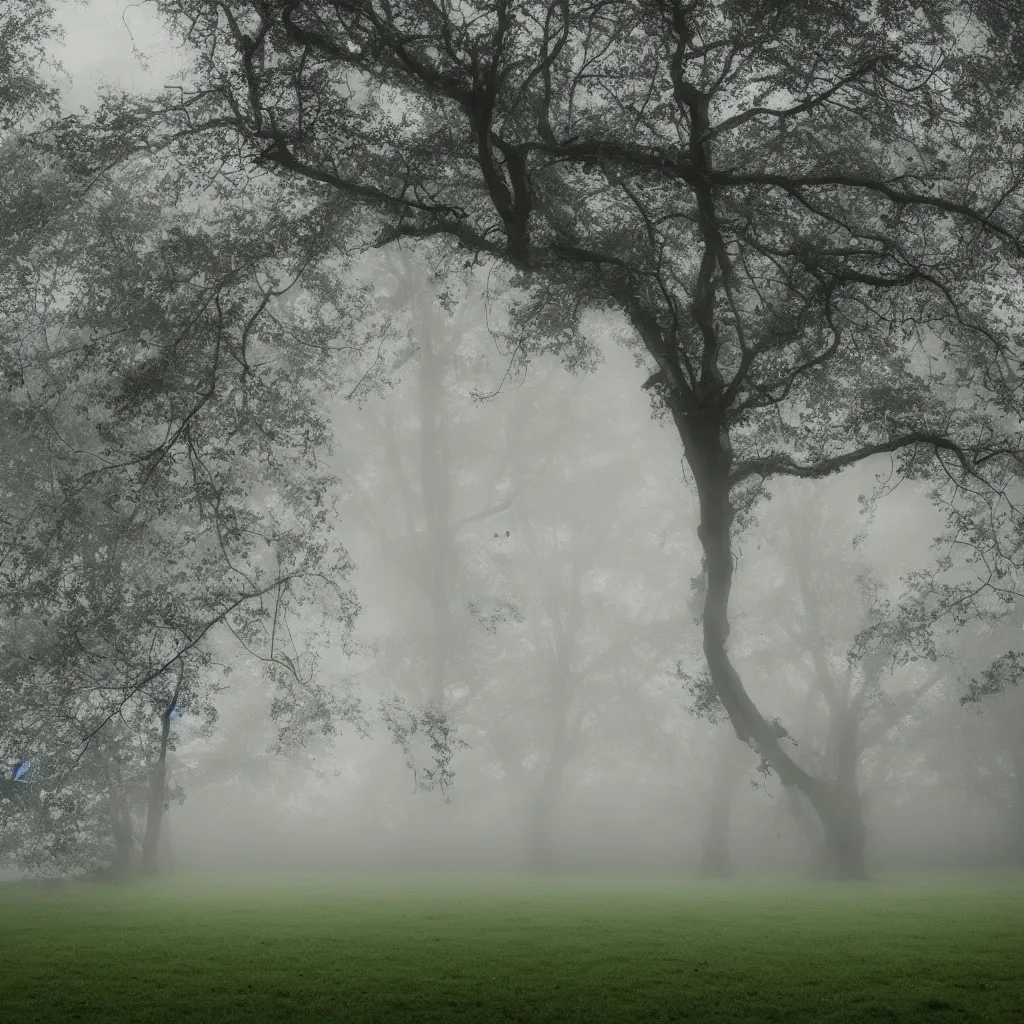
[{"xmin": 0, "ymin": 871, "xmax": 1021, "ymax": 1023}]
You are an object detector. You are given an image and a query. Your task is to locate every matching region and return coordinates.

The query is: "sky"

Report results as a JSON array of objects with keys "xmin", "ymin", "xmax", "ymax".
[{"xmin": 52, "ymin": 0, "xmax": 186, "ymax": 108}]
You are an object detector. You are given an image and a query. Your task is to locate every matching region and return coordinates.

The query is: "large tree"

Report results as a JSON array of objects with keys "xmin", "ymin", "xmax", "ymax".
[{"xmin": 84, "ymin": 0, "xmax": 1024, "ymax": 877}]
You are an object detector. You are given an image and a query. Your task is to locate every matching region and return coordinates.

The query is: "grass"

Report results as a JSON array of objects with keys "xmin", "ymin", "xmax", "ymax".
[{"xmin": 0, "ymin": 871, "xmax": 1021, "ymax": 1023}]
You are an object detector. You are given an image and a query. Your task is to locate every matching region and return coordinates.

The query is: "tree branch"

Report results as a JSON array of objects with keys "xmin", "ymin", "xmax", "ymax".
[
  {"xmin": 711, "ymin": 171, "xmax": 1023, "ymax": 253},
  {"xmin": 731, "ymin": 431, "xmax": 979, "ymax": 486}
]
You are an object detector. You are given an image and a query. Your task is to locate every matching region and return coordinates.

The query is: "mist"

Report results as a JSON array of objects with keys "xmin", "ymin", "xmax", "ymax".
[
  {"xmin": 156, "ymin": 275, "xmax": 1019, "ymax": 882},
  {"xmin": 9, "ymin": 0, "xmax": 1012, "ymax": 891},
  {"xmin": 3, "ymin": 5, "xmax": 1024, "ymax": 1021}
]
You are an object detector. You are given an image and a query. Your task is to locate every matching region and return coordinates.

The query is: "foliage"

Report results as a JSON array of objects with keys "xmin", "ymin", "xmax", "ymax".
[
  {"xmin": 78, "ymin": 2, "xmax": 1024, "ymax": 800},
  {"xmin": 0, "ymin": 106, "xmax": 373, "ymax": 872},
  {"xmin": 377, "ymin": 694, "xmax": 470, "ymax": 801},
  {"xmin": 0, "ymin": 0, "xmax": 61, "ymax": 132},
  {"xmin": 8, "ymin": 0, "xmax": 1024, "ymax": 872},
  {"xmin": 1, "ymin": 148, "xmax": 362, "ymax": 718},
  {"xmin": 961, "ymin": 650, "xmax": 1023, "ymax": 704}
]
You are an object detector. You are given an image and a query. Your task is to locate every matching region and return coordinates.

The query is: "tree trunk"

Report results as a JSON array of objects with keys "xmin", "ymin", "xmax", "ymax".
[
  {"xmin": 108, "ymin": 790, "xmax": 134, "ymax": 880},
  {"xmin": 528, "ymin": 742, "xmax": 569, "ymax": 872},
  {"xmin": 99, "ymin": 729, "xmax": 134, "ymax": 881},
  {"xmin": 782, "ymin": 786, "xmax": 821, "ymax": 848},
  {"xmin": 813, "ymin": 788, "xmax": 867, "ymax": 879},
  {"xmin": 142, "ymin": 661, "xmax": 184, "ymax": 877},
  {"xmin": 526, "ymin": 532, "xmax": 585, "ymax": 872},
  {"xmin": 1009, "ymin": 741, "xmax": 1024, "ymax": 865},
  {"xmin": 818, "ymin": 710, "xmax": 868, "ymax": 879},
  {"xmin": 779, "ymin": 767, "xmax": 867, "ymax": 879},
  {"xmin": 699, "ymin": 732, "xmax": 750, "ymax": 877},
  {"xmin": 528, "ymin": 783, "xmax": 557, "ymax": 872},
  {"xmin": 676, "ymin": 412, "xmax": 868, "ymax": 878},
  {"xmin": 141, "ymin": 723, "xmax": 170, "ymax": 877}
]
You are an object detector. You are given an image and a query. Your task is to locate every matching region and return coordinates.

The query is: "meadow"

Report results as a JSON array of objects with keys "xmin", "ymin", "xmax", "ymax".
[{"xmin": 0, "ymin": 872, "xmax": 1021, "ymax": 1023}]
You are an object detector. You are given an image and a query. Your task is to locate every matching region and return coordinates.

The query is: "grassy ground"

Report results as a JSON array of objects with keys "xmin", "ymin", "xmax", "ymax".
[{"xmin": 0, "ymin": 871, "xmax": 1021, "ymax": 1023}]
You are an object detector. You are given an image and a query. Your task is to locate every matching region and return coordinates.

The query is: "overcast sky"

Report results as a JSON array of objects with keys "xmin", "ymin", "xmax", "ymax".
[{"xmin": 52, "ymin": 0, "xmax": 185, "ymax": 108}]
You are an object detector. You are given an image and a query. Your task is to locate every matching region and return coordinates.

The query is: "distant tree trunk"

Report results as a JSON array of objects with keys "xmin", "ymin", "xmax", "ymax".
[
  {"xmin": 528, "ymin": 750, "xmax": 568, "ymax": 872},
  {"xmin": 99, "ymin": 729, "xmax": 134, "ymax": 880},
  {"xmin": 141, "ymin": 718, "xmax": 171, "ymax": 876},
  {"xmin": 785, "ymin": 719, "xmax": 868, "ymax": 879},
  {"xmin": 822, "ymin": 711, "xmax": 868, "ymax": 878},
  {"xmin": 527, "ymin": 670, "xmax": 572, "ymax": 872},
  {"xmin": 808, "ymin": 791, "xmax": 867, "ymax": 879},
  {"xmin": 1009, "ymin": 741, "xmax": 1024, "ymax": 865},
  {"xmin": 527, "ymin": 534, "xmax": 586, "ymax": 872},
  {"xmin": 142, "ymin": 660, "xmax": 184, "ymax": 877},
  {"xmin": 105, "ymin": 750, "xmax": 134, "ymax": 881},
  {"xmin": 109, "ymin": 790, "xmax": 134, "ymax": 879},
  {"xmin": 699, "ymin": 732, "xmax": 751, "ymax": 877}
]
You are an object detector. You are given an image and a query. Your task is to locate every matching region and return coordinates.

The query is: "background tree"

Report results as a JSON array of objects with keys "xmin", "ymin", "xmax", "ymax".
[
  {"xmin": 952, "ymin": 605, "xmax": 1024, "ymax": 863},
  {"xmin": 332, "ymin": 255, "xmax": 695, "ymax": 867},
  {"xmin": 0, "ymin": 0, "xmax": 61, "ymax": 132},
  {"xmin": 727, "ymin": 492, "xmax": 950, "ymax": 874},
  {"xmin": 0, "ymin": 135, "xmax": 371, "ymax": 875}
]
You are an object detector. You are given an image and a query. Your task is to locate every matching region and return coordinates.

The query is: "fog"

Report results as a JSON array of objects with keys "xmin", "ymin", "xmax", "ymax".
[
  {"xmin": 154, "ymin": 266, "xmax": 1019, "ymax": 881},
  {"xmin": 4, "ymin": 1, "xmax": 1021, "ymax": 888}
]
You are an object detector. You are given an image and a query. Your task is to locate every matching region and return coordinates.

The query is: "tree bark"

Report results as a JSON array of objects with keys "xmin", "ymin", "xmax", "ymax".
[
  {"xmin": 105, "ymin": 749, "xmax": 134, "ymax": 881},
  {"xmin": 677, "ymin": 411, "xmax": 868, "ymax": 878},
  {"xmin": 818, "ymin": 709, "xmax": 868, "ymax": 878},
  {"xmin": 98, "ymin": 729, "xmax": 134, "ymax": 880},
  {"xmin": 142, "ymin": 660, "xmax": 184, "ymax": 876},
  {"xmin": 108, "ymin": 789, "xmax": 134, "ymax": 880},
  {"xmin": 807, "ymin": 788, "xmax": 867, "ymax": 879},
  {"xmin": 781, "ymin": 774, "xmax": 867, "ymax": 879}
]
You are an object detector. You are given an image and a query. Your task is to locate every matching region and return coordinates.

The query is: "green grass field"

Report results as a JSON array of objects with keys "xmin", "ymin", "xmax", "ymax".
[{"xmin": 0, "ymin": 872, "xmax": 1021, "ymax": 1023}]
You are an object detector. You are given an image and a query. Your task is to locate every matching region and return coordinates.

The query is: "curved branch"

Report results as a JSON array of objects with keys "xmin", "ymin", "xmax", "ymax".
[
  {"xmin": 731, "ymin": 431, "xmax": 983, "ymax": 486},
  {"xmin": 704, "ymin": 55, "xmax": 892, "ymax": 141}
]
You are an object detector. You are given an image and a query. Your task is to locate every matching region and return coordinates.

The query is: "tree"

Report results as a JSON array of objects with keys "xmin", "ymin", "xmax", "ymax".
[
  {"xmin": 0, "ymin": 141, "xmax": 367, "ymax": 876},
  {"xmin": 727, "ymin": 491, "xmax": 950, "ymax": 875},
  {"xmin": 322, "ymin": 249, "xmax": 513, "ymax": 808},
  {"xmin": 954, "ymin": 605, "xmax": 1024, "ymax": 863},
  {"xmin": 0, "ymin": 0, "xmax": 61, "ymax": 133},
  {"xmin": 78, "ymin": 1, "xmax": 1024, "ymax": 877}
]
